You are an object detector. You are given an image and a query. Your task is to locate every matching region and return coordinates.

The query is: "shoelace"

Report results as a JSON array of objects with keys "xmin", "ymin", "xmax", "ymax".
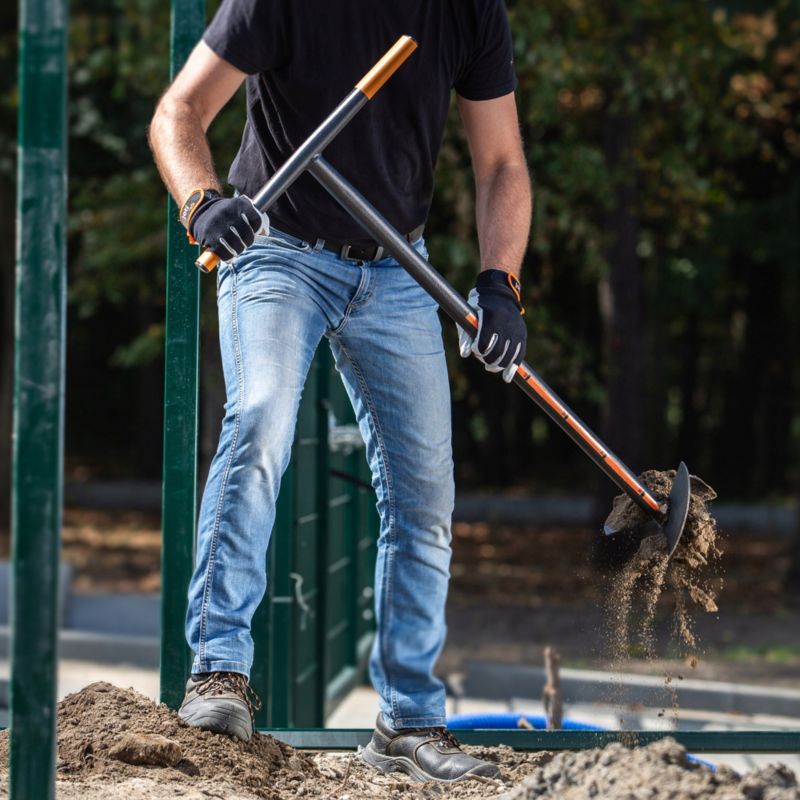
[
  {"xmin": 195, "ymin": 671, "xmax": 263, "ymax": 720},
  {"xmin": 414, "ymin": 727, "xmax": 463, "ymax": 750}
]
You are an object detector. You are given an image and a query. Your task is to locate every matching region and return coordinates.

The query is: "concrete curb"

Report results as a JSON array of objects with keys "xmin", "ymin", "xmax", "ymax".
[
  {"xmin": 464, "ymin": 661, "xmax": 800, "ymax": 719},
  {"xmin": 0, "ymin": 626, "xmax": 159, "ymax": 668},
  {"xmin": 61, "ymin": 480, "xmax": 798, "ymax": 535}
]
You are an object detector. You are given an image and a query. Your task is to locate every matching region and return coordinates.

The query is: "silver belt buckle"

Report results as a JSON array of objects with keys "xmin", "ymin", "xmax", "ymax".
[{"xmin": 340, "ymin": 242, "xmax": 384, "ymax": 262}]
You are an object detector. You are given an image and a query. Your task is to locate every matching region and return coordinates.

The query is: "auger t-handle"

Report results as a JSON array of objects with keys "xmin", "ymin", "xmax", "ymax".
[{"xmin": 195, "ymin": 35, "xmax": 418, "ymax": 273}]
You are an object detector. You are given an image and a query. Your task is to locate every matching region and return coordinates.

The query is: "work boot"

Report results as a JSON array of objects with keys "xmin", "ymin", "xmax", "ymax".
[
  {"xmin": 361, "ymin": 713, "xmax": 501, "ymax": 783},
  {"xmin": 178, "ymin": 671, "xmax": 261, "ymax": 742}
]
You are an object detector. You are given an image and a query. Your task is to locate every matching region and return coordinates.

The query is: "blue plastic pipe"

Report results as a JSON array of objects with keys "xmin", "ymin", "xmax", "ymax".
[{"xmin": 448, "ymin": 713, "xmax": 605, "ymax": 731}]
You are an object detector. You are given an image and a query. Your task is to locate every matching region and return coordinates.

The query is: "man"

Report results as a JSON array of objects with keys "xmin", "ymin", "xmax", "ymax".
[{"xmin": 149, "ymin": 0, "xmax": 531, "ymax": 783}]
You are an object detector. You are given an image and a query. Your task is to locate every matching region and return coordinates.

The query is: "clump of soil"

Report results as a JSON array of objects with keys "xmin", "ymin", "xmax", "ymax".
[
  {"xmin": 604, "ymin": 469, "xmax": 721, "ymax": 654},
  {"xmin": 504, "ymin": 737, "xmax": 800, "ymax": 799},
  {"xmin": 107, "ymin": 732, "xmax": 183, "ymax": 767}
]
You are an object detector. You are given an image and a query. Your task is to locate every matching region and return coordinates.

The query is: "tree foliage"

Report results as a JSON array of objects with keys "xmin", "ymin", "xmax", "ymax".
[
  {"xmin": 429, "ymin": 0, "xmax": 800, "ymax": 496},
  {"xmin": 1, "ymin": 0, "xmax": 798, "ymax": 500}
]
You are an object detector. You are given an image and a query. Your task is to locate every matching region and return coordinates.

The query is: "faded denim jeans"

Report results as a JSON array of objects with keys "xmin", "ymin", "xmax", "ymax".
[{"xmin": 185, "ymin": 228, "xmax": 454, "ymax": 727}]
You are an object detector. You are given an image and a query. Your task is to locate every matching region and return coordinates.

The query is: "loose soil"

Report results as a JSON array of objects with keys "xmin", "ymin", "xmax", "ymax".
[
  {"xmin": 505, "ymin": 737, "xmax": 800, "ymax": 799},
  {"xmin": 604, "ymin": 470, "xmax": 722, "ymax": 658},
  {"xmin": 1, "ymin": 684, "xmax": 797, "ymax": 799},
  {"xmin": 0, "ymin": 683, "xmax": 543, "ymax": 799},
  {"xmin": 444, "ymin": 512, "xmax": 799, "ymax": 688}
]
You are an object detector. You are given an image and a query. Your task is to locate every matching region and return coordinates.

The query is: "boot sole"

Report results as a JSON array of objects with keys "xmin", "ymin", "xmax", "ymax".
[
  {"xmin": 178, "ymin": 700, "xmax": 252, "ymax": 742},
  {"xmin": 360, "ymin": 742, "xmax": 498, "ymax": 784}
]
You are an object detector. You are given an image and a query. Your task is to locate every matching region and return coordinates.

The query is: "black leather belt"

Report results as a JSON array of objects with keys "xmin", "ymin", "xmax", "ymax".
[{"xmin": 275, "ymin": 223, "xmax": 425, "ymax": 263}]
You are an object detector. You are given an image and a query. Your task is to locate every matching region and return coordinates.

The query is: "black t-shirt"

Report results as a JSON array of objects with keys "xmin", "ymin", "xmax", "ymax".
[{"xmin": 204, "ymin": 0, "xmax": 517, "ymax": 243}]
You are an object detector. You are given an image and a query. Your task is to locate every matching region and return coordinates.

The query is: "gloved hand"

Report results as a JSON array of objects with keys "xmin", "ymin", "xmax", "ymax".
[
  {"xmin": 458, "ymin": 269, "xmax": 526, "ymax": 383},
  {"xmin": 181, "ymin": 188, "xmax": 268, "ymax": 261}
]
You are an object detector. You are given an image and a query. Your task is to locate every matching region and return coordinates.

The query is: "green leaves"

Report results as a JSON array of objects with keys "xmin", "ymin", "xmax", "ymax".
[
  {"xmin": 432, "ymin": 0, "xmax": 800, "ymax": 491},
  {"xmin": 2, "ymin": 0, "xmax": 794, "ymax": 492}
]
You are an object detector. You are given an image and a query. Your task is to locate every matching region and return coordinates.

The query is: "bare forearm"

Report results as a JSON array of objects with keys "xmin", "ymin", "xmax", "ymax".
[
  {"xmin": 475, "ymin": 163, "xmax": 532, "ymax": 275},
  {"xmin": 148, "ymin": 96, "xmax": 222, "ymax": 208}
]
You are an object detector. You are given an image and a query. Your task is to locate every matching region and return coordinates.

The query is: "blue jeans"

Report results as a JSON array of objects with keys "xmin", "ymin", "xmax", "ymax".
[{"xmin": 185, "ymin": 228, "xmax": 454, "ymax": 727}]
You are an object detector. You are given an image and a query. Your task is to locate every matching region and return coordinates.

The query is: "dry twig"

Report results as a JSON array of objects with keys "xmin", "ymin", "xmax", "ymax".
[{"xmin": 542, "ymin": 646, "xmax": 563, "ymax": 730}]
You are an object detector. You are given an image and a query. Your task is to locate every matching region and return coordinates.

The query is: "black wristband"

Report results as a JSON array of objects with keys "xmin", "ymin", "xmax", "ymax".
[{"xmin": 179, "ymin": 188, "xmax": 221, "ymax": 231}]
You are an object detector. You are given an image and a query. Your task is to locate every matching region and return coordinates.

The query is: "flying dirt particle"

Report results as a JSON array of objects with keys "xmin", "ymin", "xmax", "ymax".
[{"xmin": 604, "ymin": 469, "xmax": 721, "ymax": 653}]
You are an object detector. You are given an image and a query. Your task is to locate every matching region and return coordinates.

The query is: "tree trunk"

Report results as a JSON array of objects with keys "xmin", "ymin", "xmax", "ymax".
[
  {"xmin": 786, "ymin": 484, "xmax": 800, "ymax": 596},
  {"xmin": 592, "ymin": 110, "xmax": 644, "ymax": 566},
  {"xmin": 712, "ymin": 254, "xmax": 774, "ymax": 497},
  {"xmin": 676, "ymin": 314, "xmax": 700, "ymax": 469}
]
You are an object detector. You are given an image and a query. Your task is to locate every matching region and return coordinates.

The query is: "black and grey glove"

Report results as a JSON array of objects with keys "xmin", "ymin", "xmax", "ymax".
[
  {"xmin": 181, "ymin": 188, "xmax": 268, "ymax": 261},
  {"xmin": 458, "ymin": 269, "xmax": 527, "ymax": 383}
]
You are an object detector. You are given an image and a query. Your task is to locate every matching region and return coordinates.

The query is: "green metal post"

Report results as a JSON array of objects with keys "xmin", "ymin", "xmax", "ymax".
[
  {"xmin": 160, "ymin": 0, "xmax": 205, "ymax": 709},
  {"xmin": 11, "ymin": 0, "xmax": 68, "ymax": 796}
]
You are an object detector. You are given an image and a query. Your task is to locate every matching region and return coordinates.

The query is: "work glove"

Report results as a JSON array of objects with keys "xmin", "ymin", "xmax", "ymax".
[
  {"xmin": 458, "ymin": 269, "xmax": 526, "ymax": 383},
  {"xmin": 180, "ymin": 188, "xmax": 268, "ymax": 261}
]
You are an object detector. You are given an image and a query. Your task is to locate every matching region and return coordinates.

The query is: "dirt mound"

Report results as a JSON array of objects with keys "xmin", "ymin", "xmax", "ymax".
[
  {"xmin": 0, "ymin": 682, "xmax": 547, "ymax": 798},
  {"xmin": 0, "ymin": 682, "xmax": 315, "ymax": 799},
  {"xmin": 604, "ymin": 469, "xmax": 721, "ymax": 653},
  {"xmin": 503, "ymin": 738, "xmax": 800, "ymax": 799}
]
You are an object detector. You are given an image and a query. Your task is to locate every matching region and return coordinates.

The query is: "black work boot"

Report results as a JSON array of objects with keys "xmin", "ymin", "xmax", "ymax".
[
  {"xmin": 361, "ymin": 713, "xmax": 501, "ymax": 783},
  {"xmin": 178, "ymin": 671, "xmax": 261, "ymax": 742}
]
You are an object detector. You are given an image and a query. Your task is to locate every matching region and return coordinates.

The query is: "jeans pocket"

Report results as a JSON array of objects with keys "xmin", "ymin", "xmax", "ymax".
[{"xmin": 255, "ymin": 232, "xmax": 312, "ymax": 254}]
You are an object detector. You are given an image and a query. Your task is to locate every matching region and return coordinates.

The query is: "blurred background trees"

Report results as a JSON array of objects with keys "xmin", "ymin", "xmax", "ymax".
[
  {"xmin": 0, "ymin": 0, "xmax": 798, "ymax": 529},
  {"xmin": 433, "ymin": 0, "xmax": 800, "ymax": 504}
]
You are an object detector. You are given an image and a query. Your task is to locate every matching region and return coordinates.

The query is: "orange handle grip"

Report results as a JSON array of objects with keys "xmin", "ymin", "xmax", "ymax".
[
  {"xmin": 356, "ymin": 35, "xmax": 418, "ymax": 99},
  {"xmin": 196, "ymin": 249, "xmax": 221, "ymax": 273}
]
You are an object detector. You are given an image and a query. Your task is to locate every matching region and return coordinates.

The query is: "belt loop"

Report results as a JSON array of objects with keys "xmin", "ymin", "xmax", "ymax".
[
  {"xmin": 313, "ymin": 237, "xmax": 325, "ymax": 252},
  {"xmin": 340, "ymin": 244, "xmax": 351, "ymax": 260},
  {"xmin": 373, "ymin": 246, "xmax": 384, "ymax": 261}
]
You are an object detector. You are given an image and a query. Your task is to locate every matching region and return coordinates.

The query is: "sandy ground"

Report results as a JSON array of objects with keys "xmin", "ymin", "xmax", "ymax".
[{"xmin": 0, "ymin": 683, "xmax": 796, "ymax": 800}]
